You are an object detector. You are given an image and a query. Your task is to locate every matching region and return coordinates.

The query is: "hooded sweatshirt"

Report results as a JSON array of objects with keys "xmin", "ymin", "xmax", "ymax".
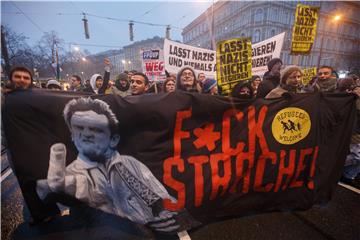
[{"xmin": 83, "ymin": 71, "xmax": 110, "ymax": 94}]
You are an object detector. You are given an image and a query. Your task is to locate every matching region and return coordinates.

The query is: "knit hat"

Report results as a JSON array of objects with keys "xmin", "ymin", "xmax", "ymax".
[
  {"xmin": 202, "ymin": 78, "xmax": 217, "ymax": 93},
  {"xmin": 116, "ymin": 73, "xmax": 129, "ymax": 82},
  {"xmin": 267, "ymin": 58, "xmax": 283, "ymax": 71},
  {"xmin": 280, "ymin": 65, "xmax": 303, "ymax": 84},
  {"xmin": 46, "ymin": 79, "xmax": 61, "ymax": 89}
]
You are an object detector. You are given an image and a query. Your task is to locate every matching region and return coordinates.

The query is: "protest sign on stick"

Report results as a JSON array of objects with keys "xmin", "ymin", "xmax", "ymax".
[
  {"xmin": 291, "ymin": 3, "xmax": 320, "ymax": 55},
  {"xmin": 302, "ymin": 67, "xmax": 317, "ymax": 86},
  {"xmin": 164, "ymin": 39, "xmax": 216, "ymax": 78},
  {"xmin": 216, "ymin": 38, "xmax": 252, "ymax": 95},
  {"xmin": 141, "ymin": 49, "xmax": 166, "ymax": 82}
]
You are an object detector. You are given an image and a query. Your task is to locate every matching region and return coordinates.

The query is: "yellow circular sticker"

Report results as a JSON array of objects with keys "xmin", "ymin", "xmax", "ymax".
[{"xmin": 271, "ymin": 107, "xmax": 311, "ymax": 145}]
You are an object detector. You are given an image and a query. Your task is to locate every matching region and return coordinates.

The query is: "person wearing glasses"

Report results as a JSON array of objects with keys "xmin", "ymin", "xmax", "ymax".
[{"xmin": 176, "ymin": 67, "xmax": 199, "ymax": 92}]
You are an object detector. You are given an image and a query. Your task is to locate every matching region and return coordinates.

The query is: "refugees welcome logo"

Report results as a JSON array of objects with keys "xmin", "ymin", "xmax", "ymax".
[{"xmin": 272, "ymin": 107, "xmax": 311, "ymax": 145}]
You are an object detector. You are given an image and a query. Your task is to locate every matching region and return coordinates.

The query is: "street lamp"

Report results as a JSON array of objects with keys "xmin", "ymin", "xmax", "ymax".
[
  {"xmin": 81, "ymin": 57, "xmax": 87, "ymax": 62},
  {"xmin": 317, "ymin": 14, "xmax": 342, "ymax": 68}
]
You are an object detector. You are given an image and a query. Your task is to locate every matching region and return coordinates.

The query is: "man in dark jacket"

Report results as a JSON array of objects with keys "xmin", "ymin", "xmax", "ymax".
[{"xmin": 256, "ymin": 58, "xmax": 283, "ymax": 98}]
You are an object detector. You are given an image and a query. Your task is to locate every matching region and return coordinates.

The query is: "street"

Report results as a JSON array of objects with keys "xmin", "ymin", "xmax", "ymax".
[{"xmin": 2, "ymin": 149, "xmax": 360, "ymax": 240}]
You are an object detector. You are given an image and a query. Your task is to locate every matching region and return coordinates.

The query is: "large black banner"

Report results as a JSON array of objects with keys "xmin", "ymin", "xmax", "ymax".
[{"xmin": 2, "ymin": 89, "xmax": 356, "ymax": 234}]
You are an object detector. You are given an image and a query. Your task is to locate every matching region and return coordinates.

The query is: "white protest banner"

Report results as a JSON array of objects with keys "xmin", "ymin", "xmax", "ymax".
[
  {"xmin": 164, "ymin": 39, "xmax": 216, "ymax": 78},
  {"xmin": 251, "ymin": 32, "xmax": 285, "ymax": 76},
  {"xmin": 141, "ymin": 49, "xmax": 166, "ymax": 82}
]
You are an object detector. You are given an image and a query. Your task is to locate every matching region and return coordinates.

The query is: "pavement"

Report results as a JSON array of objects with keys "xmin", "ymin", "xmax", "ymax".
[{"xmin": 2, "ymin": 150, "xmax": 360, "ymax": 240}]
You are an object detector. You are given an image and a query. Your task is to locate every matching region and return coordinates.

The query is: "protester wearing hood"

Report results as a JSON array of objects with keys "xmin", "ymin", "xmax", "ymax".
[
  {"xmin": 202, "ymin": 78, "xmax": 218, "ymax": 95},
  {"xmin": 265, "ymin": 65, "xmax": 303, "ymax": 99},
  {"xmin": 110, "ymin": 73, "xmax": 131, "ymax": 97},
  {"xmin": 46, "ymin": 79, "xmax": 62, "ymax": 90},
  {"xmin": 83, "ymin": 58, "xmax": 111, "ymax": 94},
  {"xmin": 176, "ymin": 67, "xmax": 198, "ymax": 92},
  {"xmin": 231, "ymin": 81, "xmax": 254, "ymax": 99},
  {"xmin": 256, "ymin": 58, "xmax": 283, "ymax": 98}
]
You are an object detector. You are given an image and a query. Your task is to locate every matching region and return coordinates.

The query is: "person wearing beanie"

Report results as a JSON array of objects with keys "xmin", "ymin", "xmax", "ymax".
[
  {"xmin": 110, "ymin": 72, "xmax": 131, "ymax": 97},
  {"xmin": 46, "ymin": 79, "xmax": 62, "ymax": 90},
  {"xmin": 256, "ymin": 58, "xmax": 283, "ymax": 98},
  {"xmin": 202, "ymin": 78, "xmax": 218, "ymax": 95},
  {"xmin": 265, "ymin": 65, "xmax": 303, "ymax": 99},
  {"xmin": 7, "ymin": 65, "xmax": 34, "ymax": 91}
]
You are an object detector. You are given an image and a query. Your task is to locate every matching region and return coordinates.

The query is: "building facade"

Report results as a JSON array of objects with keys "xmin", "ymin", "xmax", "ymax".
[
  {"xmin": 123, "ymin": 36, "xmax": 164, "ymax": 71},
  {"xmin": 107, "ymin": 50, "xmax": 125, "ymax": 77},
  {"xmin": 182, "ymin": 1, "xmax": 360, "ymax": 73}
]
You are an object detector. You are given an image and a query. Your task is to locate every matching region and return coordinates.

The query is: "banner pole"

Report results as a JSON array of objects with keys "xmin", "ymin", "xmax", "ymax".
[{"xmin": 177, "ymin": 230, "xmax": 191, "ymax": 240}]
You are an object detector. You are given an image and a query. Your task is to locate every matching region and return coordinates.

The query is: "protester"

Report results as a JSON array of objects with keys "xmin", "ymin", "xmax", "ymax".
[
  {"xmin": 202, "ymin": 78, "xmax": 218, "ymax": 95},
  {"xmin": 130, "ymin": 72, "xmax": 150, "ymax": 95},
  {"xmin": 46, "ymin": 79, "xmax": 62, "ymax": 90},
  {"xmin": 109, "ymin": 73, "xmax": 131, "ymax": 97},
  {"xmin": 305, "ymin": 66, "xmax": 337, "ymax": 92},
  {"xmin": 337, "ymin": 78, "xmax": 360, "ymax": 188},
  {"xmin": 231, "ymin": 81, "xmax": 254, "ymax": 99},
  {"xmin": 197, "ymin": 72, "xmax": 206, "ymax": 91},
  {"xmin": 36, "ymin": 97, "xmax": 180, "ymax": 232},
  {"xmin": 176, "ymin": 67, "xmax": 198, "ymax": 92},
  {"xmin": 69, "ymin": 75, "xmax": 83, "ymax": 92},
  {"xmin": 250, "ymin": 75, "xmax": 261, "ymax": 97},
  {"xmin": 163, "ymin": 76, "xmax": 176, "ymax": 93},
  {"xmin": 83, "ymin": 58, "xmax": 111, "ymax": 94},
  {"xmin": 6, "ymin": 66, "xmax": 34, "ymax": 91},
  {"xmin": 265, "ymin": 65, "xmax": 303, "ymax": 98},
  {"xmin": 256, "ymin": 58, "xmax": 283, "ymax": 98}
]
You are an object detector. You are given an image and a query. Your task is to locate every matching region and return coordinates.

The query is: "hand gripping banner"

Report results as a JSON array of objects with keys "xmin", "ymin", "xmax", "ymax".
[{"xmin": 2, "ymin": 89, "xmax": 356, "ymax": 234}]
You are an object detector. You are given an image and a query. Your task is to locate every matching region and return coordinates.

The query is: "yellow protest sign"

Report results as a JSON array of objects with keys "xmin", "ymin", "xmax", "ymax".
[
  {"xmin": 291, "ymin": 4, "xmax": 319, "ymax": 55},
  {"xmin": 216, "ymin": 38, "xmax": 252, "ymax": 95},
  {"xmin": 302, "ymin": 67, "xmax": 317, "ymax": 86}
]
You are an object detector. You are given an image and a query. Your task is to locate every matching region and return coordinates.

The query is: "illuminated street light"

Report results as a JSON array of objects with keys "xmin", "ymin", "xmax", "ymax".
[
  {"xmin": 73, "ymin": 46, "xmax": 80, "ymax": 52},
  {"xmin": 317, "ymin": 13, "xmax": 343, "ymax": 68},
  {"xmin": 122, "ymin": 59, "xmax": 126, "ymax": 64},
  {"xmin": 128, "ymin": 60, "xmax": 131, "ymax": 64},
  {"xmin": 334, "ymin": 15, "xmax": 341, "ymax": 22},
  {"xmin": 81, "ymin": 57, "xmax": 87, "ymax": 62}
]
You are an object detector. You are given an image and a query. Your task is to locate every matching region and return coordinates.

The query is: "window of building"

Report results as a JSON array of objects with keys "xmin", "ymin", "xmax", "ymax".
[
  {"xmin": 255, "ymin": 9, "xmax": 263, "ymax": 22},
  {"xmin": 253, "ymin": 29, "xmax": 261, "ymax": 43},
  {"xmin": 270, "ymin": 29, "xmax": 276, "ymax": 37}
]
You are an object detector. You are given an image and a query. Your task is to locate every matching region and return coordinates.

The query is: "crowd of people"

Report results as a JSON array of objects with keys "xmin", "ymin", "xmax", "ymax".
[{"xmin": 3, "ymin": 57, "xmax": 360, "ymax": 189}]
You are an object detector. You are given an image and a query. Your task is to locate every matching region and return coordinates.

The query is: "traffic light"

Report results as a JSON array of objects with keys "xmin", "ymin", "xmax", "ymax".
[
  {"xmin": 129, "ymin": 21, "xmax": 134, "ymax": 41},
  {"xmin": 82, "ymin": 14, "xmax": 90, "ymax": 39},
  {"xmin": 166, "ymin": 25, "xmax": 170, "ymax": 39}
]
